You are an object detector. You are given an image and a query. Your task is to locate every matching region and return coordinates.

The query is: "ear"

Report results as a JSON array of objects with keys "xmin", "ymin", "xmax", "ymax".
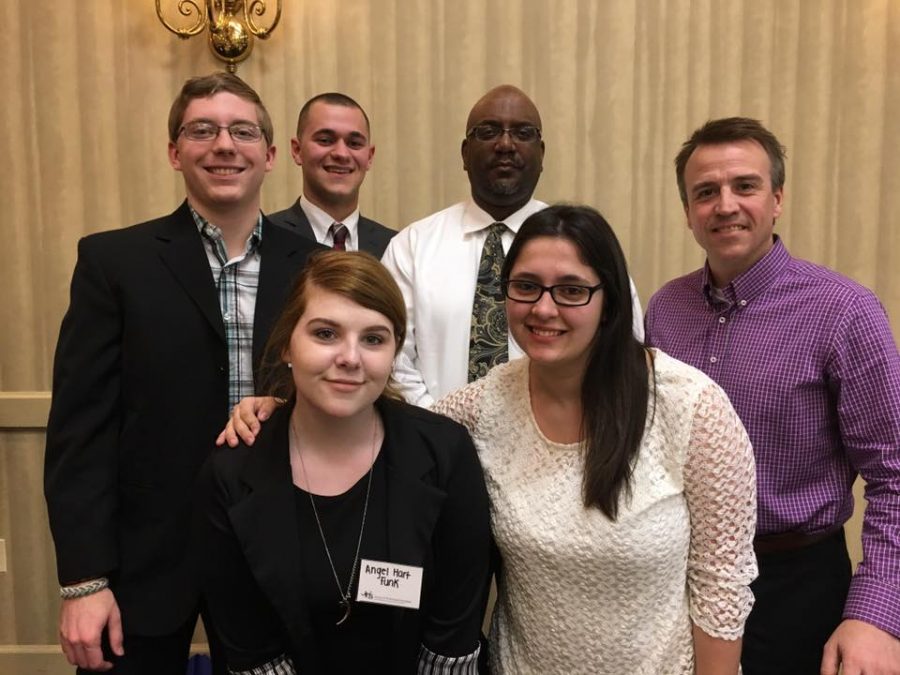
[
  {"xmin": 364, "ymin": 144, "xmax": 375, "ymax": 171},
  {"xmin": 264, "ymin": 144, "xmax": 276, "ymax": 173},
  {"xmin": 290, "ymin": 137, "xmax": 303, "ymax": 166},
  {"xmin": 168, "ymin": 141, "xmax": 181, "ymax": 171},
  {"xmin": 461, "ymin": 138, "xmax": 469, "ymax": 171},
  {"xmin": 772, "ymin": 186, "xmax": 784, "ymax": 219}
]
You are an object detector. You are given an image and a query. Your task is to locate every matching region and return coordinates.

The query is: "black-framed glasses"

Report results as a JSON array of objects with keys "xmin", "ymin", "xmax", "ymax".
[
  {"xmin": 502, "ymin": 279, "xmax": 603, "ymax": 307},
  {"xmin": 179, "ymin": 121, "xmax": 264, "ymax": 143},
  {"xmin": 466, "ymin": 124, "xmax": 542, "ymax": 143}
]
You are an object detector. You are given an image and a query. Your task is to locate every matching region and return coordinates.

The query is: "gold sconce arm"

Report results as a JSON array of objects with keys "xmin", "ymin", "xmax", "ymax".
[
  {"xmin": 155, "ymin": 0, "xmax": 208, "ymax": 38},
  {"xmin": 244, "ymin": 0, "xmax": 282, "ymax": 39}
]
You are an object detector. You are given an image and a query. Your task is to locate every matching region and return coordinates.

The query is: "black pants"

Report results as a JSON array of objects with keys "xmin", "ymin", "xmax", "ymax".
[
  {"xmin": 741, "ymin": 529, "xmax": 851, "ymax": 675},
  {"xmin": 76, "ymin": 605, "xmax": 226, "ymax": 675}
]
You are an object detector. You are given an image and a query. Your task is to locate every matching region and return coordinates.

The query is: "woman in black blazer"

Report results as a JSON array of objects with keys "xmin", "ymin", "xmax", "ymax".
[{"xmin": 194, "ymin": 251, "xmax": 491, "ymax": 675}]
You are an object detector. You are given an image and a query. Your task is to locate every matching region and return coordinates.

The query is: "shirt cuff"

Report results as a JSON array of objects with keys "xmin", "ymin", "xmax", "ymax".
[
  {"xmin": 228, "ymin": 654, "xmax": 296, "ymax": 675},
  {"xmin": 843, "ymin": 575, "xmax": 900, "ymax": 638},
  {"xmin": 417, "ymin": 642, "xmax": 480, "ymax": 675}
]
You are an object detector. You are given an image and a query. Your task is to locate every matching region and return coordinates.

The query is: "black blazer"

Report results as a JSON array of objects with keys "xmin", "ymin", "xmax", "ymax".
[
  {"xmin": 44, "ymin": 202, "xmax": 321, "ymax": 635},
  {"xmin": 268, "ymin": 198, "xmax": 395, "ymax": 258},
  {"xmin": 195, "ymin": 398, "xmax": 491, "ymax": 673}
]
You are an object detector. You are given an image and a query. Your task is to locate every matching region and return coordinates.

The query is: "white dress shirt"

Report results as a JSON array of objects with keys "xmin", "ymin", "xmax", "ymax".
[
  {"xmin": 299, "ymin": 197, "xmax": 361, "ymax": 251},
  {"xmin": 381, "ymin": 198, "xmax": 645, "ymax": 407}
]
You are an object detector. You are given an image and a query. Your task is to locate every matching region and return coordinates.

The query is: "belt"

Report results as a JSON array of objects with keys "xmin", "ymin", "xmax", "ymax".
[{"xmin": 753, "ymin": 529, "xmax": 840, "ymax": 555}]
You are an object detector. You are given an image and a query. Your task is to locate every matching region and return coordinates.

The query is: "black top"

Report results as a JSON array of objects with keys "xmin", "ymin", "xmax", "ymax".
[
  {"xmin": 195, "ymin": 397, "xmax": 492, "ymax": 674},
  {"xmin": 294, "ymin": 453, "xmax": 390, "ymax": 673}
]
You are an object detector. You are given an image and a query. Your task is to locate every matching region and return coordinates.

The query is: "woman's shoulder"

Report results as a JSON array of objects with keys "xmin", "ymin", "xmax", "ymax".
[
  {"xmin": 433, "ymin": 359, "xmax": 526, "ymax": 427},
  {"xmin": 650, "ymin": 348, "xmax": 721, "ymax": 395},
  {"xmin": 649, "ymin": 348, "xmax": 735, "ymax": 426},
  {"xmin": 206, "ymin": 406, "xmax": 290, "ymax": 485},
  {"xmin": 378, "ymin": 397, "xmax": 481, "ymax": 481},
  {"xmin": 379, "ymin": 396, "xmax": 474, "ymax": 444}
]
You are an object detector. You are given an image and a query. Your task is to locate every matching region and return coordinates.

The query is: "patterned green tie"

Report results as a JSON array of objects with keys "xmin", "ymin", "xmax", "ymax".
[{"xmin": 468, "ymin": 222, "xmax": 509, "ymax": 382}]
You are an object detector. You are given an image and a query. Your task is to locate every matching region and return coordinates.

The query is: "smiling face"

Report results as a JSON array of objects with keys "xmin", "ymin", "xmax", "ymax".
[
  {"xmin": 462, "ymin": 86, "xmax": 544, "ymax": 221},
  {"xmin": 291, "ymin": 101, "xmax": 374, "ymax": 216},
  {"xmin": 284, "ymin": 286, "xmax": 397, "ymax": 420},
  {"xmin": 168, "ymin": 92, "xmax": 275, "ymax": 218},
  {"xmin": 506, "ymin": 236, "xmax": 603, "ymax": 376},
  {"xmin": 683, "ymin": 139, "xmax": 784, "ymax": 286}
]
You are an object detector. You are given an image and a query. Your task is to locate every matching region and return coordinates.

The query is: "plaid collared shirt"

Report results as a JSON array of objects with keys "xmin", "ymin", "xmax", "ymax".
[{"xmin": 192, "ymin": 208, "xmax": 262, "ymax": 411}]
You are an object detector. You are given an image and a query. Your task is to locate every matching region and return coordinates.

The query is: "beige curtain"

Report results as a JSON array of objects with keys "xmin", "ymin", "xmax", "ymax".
[{"xmin": 1, "ymin": 0, "xmax": 897, "ymax": 653}]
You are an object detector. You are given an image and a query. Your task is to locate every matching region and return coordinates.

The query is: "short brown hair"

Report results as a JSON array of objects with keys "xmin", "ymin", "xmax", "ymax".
[
  {"xmin": 675, "ymin": 117, "xmax": 786, "ymax": 206},
  {"xmin": 167, "ymin": 72, "xmax": 274, "ymax": 145},
  {"xmin": 258, "ymin": 250, "xmax": 406, "ymax": 401}
]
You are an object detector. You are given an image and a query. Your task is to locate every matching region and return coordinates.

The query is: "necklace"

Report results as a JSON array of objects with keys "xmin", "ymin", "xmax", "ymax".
[{"xmin": 291, "ymin": 414, "xmax": 379, "ymax": 626}]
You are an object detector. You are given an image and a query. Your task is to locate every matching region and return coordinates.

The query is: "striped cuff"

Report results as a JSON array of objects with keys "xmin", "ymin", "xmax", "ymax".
[
  {"xmin": 228, "ymin": 654, "xmax": 296, "ymax": 675},
  {"xmin": 416, "ymin": 642, "xmax": 480, "ymax": 675}
]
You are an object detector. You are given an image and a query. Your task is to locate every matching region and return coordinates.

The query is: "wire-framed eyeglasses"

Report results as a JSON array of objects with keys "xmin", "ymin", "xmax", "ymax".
[
  {"xmin": 465, "ymin": 124, "xmax": 542, "ymax": 143},
  {"xmin": 179, "ymin": 121, "xmax": 264, "ymax": 143}
]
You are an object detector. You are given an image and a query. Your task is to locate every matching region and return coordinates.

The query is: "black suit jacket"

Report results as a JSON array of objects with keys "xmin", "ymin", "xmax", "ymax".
[
  {"xmin": 267, "ymin": 198, "xmax": 395, "ymax": 258},
  {"xmin": 44, "ymin": 202, "xmax": 321, "ymax": 634},
  {"xmin": 195, "ymin": 399, "xmax": 491, "ymax": 673}
]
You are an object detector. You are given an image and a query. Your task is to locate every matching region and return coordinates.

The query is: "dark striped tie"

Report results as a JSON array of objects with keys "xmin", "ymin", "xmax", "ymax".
[{"xmin": 331, "ymin": 223, "xmax": 349, "ymax": 250}]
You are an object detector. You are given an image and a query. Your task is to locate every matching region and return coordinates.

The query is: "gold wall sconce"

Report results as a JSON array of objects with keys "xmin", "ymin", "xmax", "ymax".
[{"xmin": 156, "ymin": 0, "xmax": 282, "ymax": 72}]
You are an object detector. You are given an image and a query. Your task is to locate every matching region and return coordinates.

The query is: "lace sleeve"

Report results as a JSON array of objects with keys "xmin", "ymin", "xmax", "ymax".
[
  {"xmin": 432, "ymin": 379, "xmax": 487, "ymax": 436},
  {"xmin": 684, "ymin": 382, "xmax": 758, "ymax": 640}
]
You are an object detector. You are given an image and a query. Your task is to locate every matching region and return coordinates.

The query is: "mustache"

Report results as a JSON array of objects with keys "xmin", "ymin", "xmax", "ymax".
[{"xmin": 489, "ymin": 157, "xmax": 524, "ymax": 170}]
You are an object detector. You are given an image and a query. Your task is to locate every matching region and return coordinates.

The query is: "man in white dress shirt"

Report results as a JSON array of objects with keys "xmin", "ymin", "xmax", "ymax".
[
  {"xmin": 381, "ymin": 85, "xmax": 644, "ymax": 407},
  {"xmin": 268, "ymin": 93, "xmax": 394, "ymax": 257}
]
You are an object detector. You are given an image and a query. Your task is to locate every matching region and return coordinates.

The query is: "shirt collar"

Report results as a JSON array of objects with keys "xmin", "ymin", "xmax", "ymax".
[
  {"xmin": 298, "ymin": 197, "xmax": 360, "ymax": 245},
  {"xmin": 461, "ymin": 197, "xmax": 544, "ymax": 235},
  {"xmin": 702, "ymin": 235, "xmax": 791, "ymax": 307},
  {"xmin": 190, "ymin": 206, "xmax": 262, "ymax": 260}
]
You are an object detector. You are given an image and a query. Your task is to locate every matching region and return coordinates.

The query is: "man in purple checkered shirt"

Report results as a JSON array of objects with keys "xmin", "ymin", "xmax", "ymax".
[{"xmin": 645, "ymin": 117, "xmax": 900, "ymax": 675}]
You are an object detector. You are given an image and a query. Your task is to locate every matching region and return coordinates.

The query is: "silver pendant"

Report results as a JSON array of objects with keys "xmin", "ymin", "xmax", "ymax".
[{"xmin": 336, "ymin": 596, "xmax": 351, "ymax": 626}]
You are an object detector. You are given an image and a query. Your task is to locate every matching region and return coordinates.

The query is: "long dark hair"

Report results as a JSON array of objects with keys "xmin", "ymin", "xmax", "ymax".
[{"xmin": 502, "ymin": 204, "xmax": 653, "ymax": 519}]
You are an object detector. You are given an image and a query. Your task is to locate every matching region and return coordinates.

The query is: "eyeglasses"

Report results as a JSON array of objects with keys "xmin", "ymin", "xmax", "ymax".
[
  {"xmin": 466, "ymin": 124, "xmax": 542, "ymax": 143},
  {"xmin": 502, "ymin": 279, "xmax": 603, "ymax": 307},
  {"xmin": 179, "ymin": 121, "xmax": 264, "ymax": 143}
]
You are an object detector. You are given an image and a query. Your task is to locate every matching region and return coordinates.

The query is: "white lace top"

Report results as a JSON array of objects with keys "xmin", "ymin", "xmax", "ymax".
[{"xmin": 433, "ymin": 350, "xmax": 757, "ymax": 674}]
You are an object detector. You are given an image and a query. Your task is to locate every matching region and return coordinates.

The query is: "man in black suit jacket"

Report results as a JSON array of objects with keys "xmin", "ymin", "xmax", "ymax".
[
  {"xmin": 44, "ymin": 73, "xmax": 319, "ymax": 674},
  {"xmin": 267, "ymin": 93, "xmax": 394, "ymax": 257}
]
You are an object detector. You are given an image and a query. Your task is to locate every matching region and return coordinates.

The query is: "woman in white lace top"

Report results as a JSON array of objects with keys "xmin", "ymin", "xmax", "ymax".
[{"xmin": 432, "ymin": 204, "xmax": 758, "ymax": 675}]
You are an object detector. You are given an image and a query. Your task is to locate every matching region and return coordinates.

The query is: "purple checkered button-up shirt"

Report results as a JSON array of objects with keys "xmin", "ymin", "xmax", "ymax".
[{"xmin": 645, "ymin": 237, "xmax": 900, "ymax": 637}]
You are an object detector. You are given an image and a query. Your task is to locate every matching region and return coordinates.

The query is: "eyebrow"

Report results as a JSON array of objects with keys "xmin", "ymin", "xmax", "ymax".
[
  {"xmin": 306, "ymin": 317, "xmax": 391, "ymax": 332},
  {"xmin": 184, "ymin": 117, "xmax": 258, "ymax": 126},
  {"xmin": 510, "ymin": 271, "xmax": 594, "ymax": 284},
  {"xmin": 311, "ymin": 127, "xmax": 368, "ymax": 139},
  {"xmin": 691, "ymin": 173, "xmax": 764, "ymax": 190},
  {"xmin": 474, "ymin": 119, "xmax": 538, "ymax": 127}
]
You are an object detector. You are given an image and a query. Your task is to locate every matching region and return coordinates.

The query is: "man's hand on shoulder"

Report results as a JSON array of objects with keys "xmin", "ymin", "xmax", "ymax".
[
  {"xmin": 215, "ymin": 396, "xmax": 281, "ymax": 447},
  {"xmin": 821, "ymin": 619, "xmax": 900, "ymax": 675},
  {"xmin": 59, "ymin": 588, "xmax": 123, "ymax": 671}
]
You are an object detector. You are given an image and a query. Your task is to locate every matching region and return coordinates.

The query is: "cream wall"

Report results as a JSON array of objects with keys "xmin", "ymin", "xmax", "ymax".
[{"xmin": 1, "ymin": 0, "xmax": 898, "ymax": 668}]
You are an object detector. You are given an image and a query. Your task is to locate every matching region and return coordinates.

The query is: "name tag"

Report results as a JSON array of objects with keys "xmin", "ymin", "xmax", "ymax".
[{"xmin": 356, "ymin": 559, "xmax": 423, "ymax": 610}]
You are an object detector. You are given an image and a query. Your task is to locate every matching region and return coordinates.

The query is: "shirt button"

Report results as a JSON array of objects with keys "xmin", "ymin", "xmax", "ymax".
[
  {"xmin": 710, "ymin": 356, "xmax": 718, "ymax": 363},
  {"xmin": 739, "ymin": 300, "xmax": 747, "ymax": 306},
  {"xmin": 223, "ymin": 313, "xmax": 232, "ymax": 322},
  {"xmin": 718, "ymin": 316, "xmax": 726, "ymax": 324}
]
